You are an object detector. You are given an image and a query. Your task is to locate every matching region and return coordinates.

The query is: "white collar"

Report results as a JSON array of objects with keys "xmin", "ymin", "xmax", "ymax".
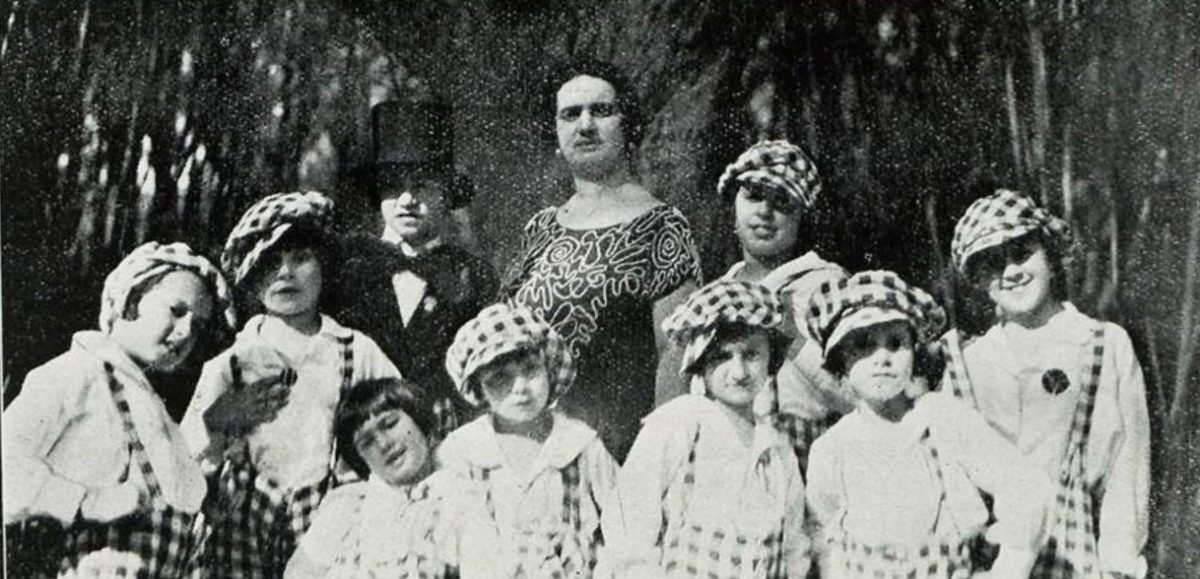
[{"xmin": 381, "ymin": 228, "xmax": 444, "ymax": 258}]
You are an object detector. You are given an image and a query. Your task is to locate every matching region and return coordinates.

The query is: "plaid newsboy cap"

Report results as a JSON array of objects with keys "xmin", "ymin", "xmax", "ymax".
[
  {"xmin": 805, "ymin": 270, "xmax": 946, "ymax": 357},
  {"xmin": 221, "ymin": 191, "xmax": 334, "ymax": 286},
  {"xmin": 662, "ymin": 279, "xmax": 784, "ymax": 375},
  {"xmin": 951, "ymin": 189, "xmax": 1072, "ymax": 275},
  {"xmin": 100, "ymin": 241, "xmax": 236, "ymax": 334},
  {"xmin": 445, "ymin": 302, "xmax": 576, "ymax": 407},
  {"xmin": 716, "ymin": 139, "xmax": 822, "ymax": 211}
]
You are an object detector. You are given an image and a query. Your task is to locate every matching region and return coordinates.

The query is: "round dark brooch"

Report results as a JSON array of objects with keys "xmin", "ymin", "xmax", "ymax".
[{"xmin": 1042, "ymin": 369, "xmax": 1070, "ymax": 395}]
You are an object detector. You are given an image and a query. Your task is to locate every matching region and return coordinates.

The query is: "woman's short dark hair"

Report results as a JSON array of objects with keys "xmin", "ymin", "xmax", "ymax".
[
  {"xmin": 544, "ymin": 58, "xmax": 646, "ymax": 153},
  {"xmin": 822, "ymin": 323, "xmax": 945, "ymax": 389},
  {"xmin": 694, "ymin": 322, "xmax": 791, "ymax": 377},
  {"xmin": 334, "ymin": 378, "xmax": 437, "ymax": 479}
]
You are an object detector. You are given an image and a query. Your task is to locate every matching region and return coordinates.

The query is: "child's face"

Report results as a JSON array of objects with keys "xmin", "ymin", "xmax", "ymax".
[
  {"xmin": 354, "ymin": 408, "xmax": 430, "ymax": 486},
  {"xmin": 734, "ymin": 183, "xmax": 802, "ymax": 263},
  {"xmin": 476, "ymin": 350, "xmax": 551, "ymax": 425},
  {"xmin": 112, "ymin": 270, "xmax": 213, "ymax": 372},
  {"xmin": 701, "ymin": 330, "xmax": 772, "ymax": 411},
  {"xmin": 973, "ymin": 237, "xmax": 1054, "ymax": 319},
  {"xmin": 254, "ymin": 247, "xmax": 322, "ymax": 319},
  {"xmin": 380, "ymin": 180, "xmax": 447, "ymax": 244},
  {"xmin": 841, "ymin": 320, "xmax": 915, "ymax": 404}
]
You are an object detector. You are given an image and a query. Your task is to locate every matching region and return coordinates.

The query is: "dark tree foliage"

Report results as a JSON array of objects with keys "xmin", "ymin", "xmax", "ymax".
[{"xmin": 3, "ymin": 1, "xmax": 1199, "ymax": 574}]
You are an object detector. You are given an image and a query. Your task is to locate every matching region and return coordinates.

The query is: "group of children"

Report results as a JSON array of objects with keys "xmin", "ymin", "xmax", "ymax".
[{"xmin": 4, "ymin": 138, "xmax": 1148, "ymax": 579}]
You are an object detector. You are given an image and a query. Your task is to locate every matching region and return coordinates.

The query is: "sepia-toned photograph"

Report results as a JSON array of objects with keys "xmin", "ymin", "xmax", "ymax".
[{"xmin": 2, "ymin": 1, "xmax": 1198, "ymax": 577}]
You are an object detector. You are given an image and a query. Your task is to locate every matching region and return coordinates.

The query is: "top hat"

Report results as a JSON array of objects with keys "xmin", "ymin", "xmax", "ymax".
[{"xmin": 366, "ymin": 100, "xmax": 474, "ymax": 209}]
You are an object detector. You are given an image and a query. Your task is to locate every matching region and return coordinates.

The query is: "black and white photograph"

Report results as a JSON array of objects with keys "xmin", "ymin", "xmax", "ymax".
[{"xmin": 2, "ymin": 1, "xmax": 1198, "ymax": 577}]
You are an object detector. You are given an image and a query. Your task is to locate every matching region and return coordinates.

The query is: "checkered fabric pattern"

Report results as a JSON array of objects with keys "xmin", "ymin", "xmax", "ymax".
[
  {"xmin": 445, "ymin": 302, "xmax": 576, "ymax": 407},
  {"xmin": 950, "ymin": 189, "xmax": 1072, "ymax": 274},
  {"xmin": 1030, "ymin": 326, "xmax": 1106, "ymax": 579},
  {"xmin": 716, "ymin": 140, "xmax": 822, "ymax": 210},
  {"xmin": 805, "ymin": 270, "xmax": 946, "ymax": 357},
  {"xmin": 221, "ymin": 191, "xmax": 335, "ymax": 286},
  {"xmin": 824, "ymin": 431, "xmax": 971, "ymax": 579},
  {"xmin": 771, "ymin": 412, "xmax": 841, "ymax": 475},
  {"xmin": 469, "ymin": 458, "xmax": 597, "ymax": 578},
  {"xmin": 58, "ymin": 363, "xmax": 210, "ymax": 578},
  {"xmin": 939, "ymin": 329, "xmax": 979, "ymax": 406},
  {"xmin": 327, "ymin": 483, "xmax": 453, "ymax": 578},
  {"xmin": 662, "ymin": 279, "xmax": 784, "ymax": 375},
  {"xmin": 99, "ymin": 240, "xmax": 236, "ymax": 334},
  {"xmin": 207, "ymin": 335, "xmax": 353, "ymax": 579},
  {"xmin": 659, "ymin": 427, "xmax": 787, "ymax": 579}
]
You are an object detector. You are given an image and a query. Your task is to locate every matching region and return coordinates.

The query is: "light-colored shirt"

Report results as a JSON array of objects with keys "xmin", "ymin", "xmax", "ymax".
[
  {"xmin": 437, "ymin": 412, "xmax": 618, "ymax": 579},
  {"xmin": 181, "ymin": 314, "xmax": 400, "ymax": 490},
  {"xmin": 955, "ymin": 303, "xmax": 1151, "ymax": 577},
  {"xmin": 3, "ymin": 331, "xmax": 207, "ymax": 524},
  {"xmin": 602, "ymin": 395, "xmax": 810, "ymax": 579},
  {"xmin": 806, "ymin": 392, "xmax": 1051, "ymax": 553},
  {"xmin": 284, "ymin": 472, "xmax": 456, "ymax": 578}
]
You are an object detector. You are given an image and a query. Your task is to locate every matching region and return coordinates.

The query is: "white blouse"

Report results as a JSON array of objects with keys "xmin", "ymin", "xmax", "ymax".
[
  {"xmin": 4, "ymin": 331, "xmax": 207, "ymax": 523},
  {"xmin": 806, "ymin": 392, "xmax": 1051, "ymax": 552},
  {"xmin": 437, "ymin": 412, "xmax": 618, "ymax": 579},
  {"xmin": 602, "ymin": 394, "xmax": 810, "ymax": 579},
  {"xmin": 181, "ymin": 314, "xmax": 400, "ymax": 491},
  {"xmin": 955, "ymin": 303, "xmax": 1150, "ymax": 577}
]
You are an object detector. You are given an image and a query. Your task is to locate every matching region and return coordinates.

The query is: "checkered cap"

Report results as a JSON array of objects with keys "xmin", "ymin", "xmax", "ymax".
[
  {"xmin": 805, "ymin": 270, "xmax": 946, "ymax": 357},
  {"xmin": 99, "ymin": 241, "xmax": 236, "ymax": 334},
  {"xmin": 951, "ymin": 189, "xmax": 1072, "ymax": 274},
  {"xmin": 662, "ymin": 279, "xmax": 784, "ymax": 375},
  {"xmin": 221, "ymin": 191, "xmax": 334, "ymax": 286},
  {"xmin": 445, "ymin": 303, "xmax": 576, "ymax": 407},
  {"xmin": 716, "ymin": 140, "xmax": 822, "ymax": 210}
]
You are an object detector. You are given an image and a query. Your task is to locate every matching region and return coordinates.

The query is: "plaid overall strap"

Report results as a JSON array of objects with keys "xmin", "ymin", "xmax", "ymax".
[
  {"xmin": 1032, "ymin": 325, "xmax": 1106, "ymax": 579},
  {"xmin": 939, "ymin": 329, "xmax": 978, "ymax": 407},
  {"xmin": 105, "ymin": 364, "xmax": 169, "ymax": 510}
]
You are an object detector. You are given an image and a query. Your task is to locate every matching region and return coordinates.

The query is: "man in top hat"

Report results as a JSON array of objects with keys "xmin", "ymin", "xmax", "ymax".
[{"xmin": 333, "ymin": 99, "xmax": 498, "ymax": 442}]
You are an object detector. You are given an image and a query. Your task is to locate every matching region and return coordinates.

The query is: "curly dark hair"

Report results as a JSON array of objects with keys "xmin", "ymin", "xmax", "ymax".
[
  {"xmin": 543, "ymin": 58, "xmax": 646, "ymax": 155},
  {"xmin": 334, "ymin": 377, "xmax": 437, "ymax": 479},
  {"xmin": 961, "ymin": 229, "xmax": 1070, "ymax": 304}
]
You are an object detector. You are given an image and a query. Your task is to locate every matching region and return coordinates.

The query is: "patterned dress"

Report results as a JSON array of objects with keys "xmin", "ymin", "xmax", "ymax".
[{"xmin": 501, "ymin": 205, "xmax": 702, "ymax": 461}]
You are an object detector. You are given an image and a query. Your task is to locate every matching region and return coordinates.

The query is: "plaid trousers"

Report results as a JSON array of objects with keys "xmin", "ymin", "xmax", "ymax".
[
  {"xmin": 659, "ymin": 428, "xmax": 787, "ymax": 579},
  {"xmin": 205, "ymin": 460, "xmax": 334, "ymax": 579}
]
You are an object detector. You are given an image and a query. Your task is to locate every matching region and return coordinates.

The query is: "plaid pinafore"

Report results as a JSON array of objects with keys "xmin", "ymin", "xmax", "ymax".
[
  {"xmin": 468, "ymin": 457, "xmax": 597, "ymax": 579},
  {"xmin": 659, "ymin": 428, "xmax": 788, "ymax": 579},
  {"xmin": 824, "ymin": 431, "xmax": 971, "ymax": 579},
  {"xmin": 326, "ymin": 483, "xmax": 454, "ymax": 579},
  {"xmin": 943, "ymin": 326, "xmax": 1107, "ymax": 579},
  {"xmin": 206, "ymin": 335, "xmax": 354, "ymax": 579},
  {"xmin": 58, "ymin": 362, "xmax": 210, "ymax": 578}
]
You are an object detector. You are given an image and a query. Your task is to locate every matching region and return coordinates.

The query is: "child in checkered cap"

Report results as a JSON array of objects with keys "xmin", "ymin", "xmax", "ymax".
[
  {"xmin": 945, "ymin": 190, "xmax": 1150, "ymax": 579},
  {"xmin": 439, "ymin": 302, "xmax": 618, "ymax": 579},
  {"xmin": 285, "ymin": 378, "xmax": 457, "ymax": 578},
  {"xmin": 4, "ymin": 241, "xmax": 235, "ymax": 578},
  {"xmin": 601, "ymin": 279, "xmax": 810, "ymax": 579},
  {"xmin": 804, "ymin": 270, "xmax": 1051, "ymax": 579},
  {"xmin": 717, "ymin": 139, "xmax": 853, "ymax": 474},
  {"xmin": 181, "ymin": 191, "xmax": 401, "ymax": 578}
]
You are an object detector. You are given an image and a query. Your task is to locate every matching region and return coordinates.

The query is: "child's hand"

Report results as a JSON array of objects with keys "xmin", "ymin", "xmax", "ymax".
[
  {"xmin": 204, "ymin": 370, "xmax": 292, "ymax": 435},
  {"xmin": 79, "ymin": 481, "xmax": 147, "ymax": 523}
]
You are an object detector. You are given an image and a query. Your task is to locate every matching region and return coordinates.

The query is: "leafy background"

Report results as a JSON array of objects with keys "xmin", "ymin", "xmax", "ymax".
[{"xmin": 3, "ymin": 1, "xmax": 1198, "ymax": 574}]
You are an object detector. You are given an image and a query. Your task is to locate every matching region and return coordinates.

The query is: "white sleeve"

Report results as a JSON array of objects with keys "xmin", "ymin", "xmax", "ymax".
[
  {"xmin": 2, "ymin": 363, "xmax": 90, "ymax": 524},
  {"xmin": 179, "ymin": 354, "xmax": 236, "ymax": 475}
]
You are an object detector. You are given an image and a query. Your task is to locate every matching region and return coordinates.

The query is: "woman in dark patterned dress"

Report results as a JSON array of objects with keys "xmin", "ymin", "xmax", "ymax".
[{"xmin": 500, "ymin": 60, "xmax": 702, "ymax": 462}]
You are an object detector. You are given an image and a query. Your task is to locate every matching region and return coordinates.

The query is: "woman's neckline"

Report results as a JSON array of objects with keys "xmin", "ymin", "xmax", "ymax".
[{"xmin": 552, "ymin": 201, "xmax": 668, "ymax": 232}]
